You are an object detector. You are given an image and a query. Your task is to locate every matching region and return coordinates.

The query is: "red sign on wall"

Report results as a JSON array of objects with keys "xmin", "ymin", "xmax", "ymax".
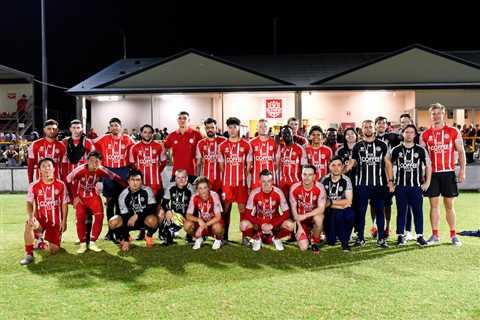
[{"xmin": 265, "ymin": 99, "xmax": 282, "ymax": 119}]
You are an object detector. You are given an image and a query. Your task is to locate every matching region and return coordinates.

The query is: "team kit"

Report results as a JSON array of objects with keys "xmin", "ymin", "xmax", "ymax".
[{"xmin": 19, "ymin": 102, "xmax": 466, "ymax": 265}]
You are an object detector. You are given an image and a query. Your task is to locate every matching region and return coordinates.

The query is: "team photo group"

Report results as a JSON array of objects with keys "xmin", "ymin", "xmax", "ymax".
[{"xmin": 19, "ymin": 102, "xmax": 466, "ymax": 265}]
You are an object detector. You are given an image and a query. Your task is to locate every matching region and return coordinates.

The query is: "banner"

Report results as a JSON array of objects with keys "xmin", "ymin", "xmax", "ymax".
[{"xmin": 265, "ymin": 99, "xmax": 282, "ymax": 119}]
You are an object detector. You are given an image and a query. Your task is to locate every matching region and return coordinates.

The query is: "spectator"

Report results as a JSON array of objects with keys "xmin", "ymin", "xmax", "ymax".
[{"xmin": 3, "ymin": 145, "xmax": 18, "ymax": 167}]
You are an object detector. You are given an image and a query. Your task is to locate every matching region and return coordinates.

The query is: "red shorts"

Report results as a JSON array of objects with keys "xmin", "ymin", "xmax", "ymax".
[
  {"xmin": 279, "ymin": 181, "xmax": 294, "ymax": 199},
  {"xmin": 78, "ymin": 195, "xmax": 104, "ymax": 214},
  {"xmin": 194, "ymin": 219, "xmax": 224, "ymax": 237},
  {"xmin": 222, "ymin": 185, "xmax": 248, "ymax": 205},
  {"xmin": 35, "ymin": 215, "xmax": 62, "ymax": 247}
]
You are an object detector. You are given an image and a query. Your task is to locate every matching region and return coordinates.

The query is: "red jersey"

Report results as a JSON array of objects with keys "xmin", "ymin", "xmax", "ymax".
[
  {"xmin": 305, "ymin": 145, "xmax": 333, "ymax": 181},
  {"xmin": 249, "ymin": 136, "xmax": 277, "ymax": 188},
  {"xmin": 61, "ymin": 136, "xmax": 95, "ymax": 178},
  {"xmin": 27, "ymin": 179, "xmax": 69, "ymax": 226},
  {"xmin": 289, "ymin": 182, "xmax": 326, "ymax": 216},
  {"xmin": 277, "ymin": 143, "xmax": 307, "ymax": 185},
  {"xmin": 196, "ymin": 136, "xmax": 227, "ymax": 186},
  {"xmin": 187, "ymin": 190, "xmax": 223, "ymax": 222},
  {"xmin": 164, "ymin": 128, "xmax": 203, "ymax": 176},
  {"xmin": 93, "ymin": 134, "xmax": 134, "ymax": 168},
  {"xmin": 218, "ymin": 139, "xmax": 252, "ymax": 187},
  {"xmin": 421, "ymin": 125, "xmax": 462, "ymax": 173},
  {"xmin": 66, "ymin": 164, "xmax": 125, "ymax": 199},
  {"xmin": 129, "ymin": 140, "xmax": 167, "ymax": 189},
  {"xmin": 27, "ymin": 138, "xmax": 66, "ymax": 183},
  {"xmin": 294, "ymin": 134, "xmax": 308, "ymax": 146},
  {"xmin": 244, "ymin": 186, "xmax": 289, "ymax": 227}
]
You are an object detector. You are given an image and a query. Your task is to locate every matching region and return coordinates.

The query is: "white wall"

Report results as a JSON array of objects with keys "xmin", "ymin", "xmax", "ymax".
[
  {"xmin": 416, "ymin": 89, "xmax": 480, "ymax": 108},
  {"xmin": 0, "ymin": 84, "xmax": 33, "ymax": 112}
]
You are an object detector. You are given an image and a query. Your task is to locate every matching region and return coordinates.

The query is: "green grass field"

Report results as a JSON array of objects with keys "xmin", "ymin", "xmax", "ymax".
[{"xmin": 1, "ymin": 193, "xmax": 479, "ymax": 320}]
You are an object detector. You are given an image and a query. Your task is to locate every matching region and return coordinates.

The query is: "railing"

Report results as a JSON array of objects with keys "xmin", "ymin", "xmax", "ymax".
[{"xmin": 0, "ymin": 97, "xmax": 34, "ymax": 136}]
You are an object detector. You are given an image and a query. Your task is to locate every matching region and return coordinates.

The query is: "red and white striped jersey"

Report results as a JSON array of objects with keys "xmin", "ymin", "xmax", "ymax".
[
  {"xmin": 129, "ymin": 140, "xmax": 167, "ymax": 189},
  {"xmin": 27, "ymin": 179, "xmax": 69, "ymax": 226},
  {"xmin": 421, "ymin": 125, "xmax": 462, "ymax": 173},
  {"xmin": 93, "ymin": 134, "xmax": 134, "ymax": 168},
  {"xmin": 187, "ymin": 190, "xmax": 223, "ymax": 222},
  {"xmin": 218, "ymin": 139, "xmax": 252, "ymax": 187},
  {"xmin": 277, "ymin": 143, "xmax": 307, "ymax": 185},
  {"xmin": 66, "ymin": 164, "xmax": 125, "ymax": 199},
  {"xmin": 27, "ymin": 138, "xmax": 66, "ymax": 183},
  {"xmin": 244, "ymin": 186, "xmax": 289, "ymax": 226},
  {"xmin": 249, "ymin": 136, "xmax": 277, "ymax": 188},
  {"xmin": 289, "ymin": 181, "xmax": 326, "ymax": 216},
  {"xmin": 196, "ymin": 136, "xmax": 227, "ymax": 185},
  {"xmin": 305, "ymin": 145, "xmax": 333, "ymax": 181},
  {"xmin": 61, "ymin": 136, "xmax": 95, "ymax": 177}
]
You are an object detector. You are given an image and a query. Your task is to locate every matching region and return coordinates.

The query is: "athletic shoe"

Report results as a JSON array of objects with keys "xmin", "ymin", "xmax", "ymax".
[
  {"xmin": 20, "ymin": 254, "xmax": 34, "ymax": 266},
  {"xmin": 212, "ymin": 239, "xmax": 222, "ymax": 250},
  {"xmin": 145, "ymin": 236, "xmax": 154, "ymax": 248},
  {"xmin": 252, "ymin": 238, "xmax": 262, "ymax": 251},
  {"xmin": 427, "ymin": 235, "xmax": 440, "ymax": 245},
  {"xmin": 311, "ymin": 243, "xmax": 320, "ymax": 254},
  {"xmin": 242, "ymin": 237, "xmax": 251, "ymax": 247},
  {"xmin": 342, "ymin": 244, "xmax": 351, "ymax": 252},
  {"xmin": 34, "ymin": 238, "xmax": 47, "ymax": 250},
  {"xmin": 272, "ymin": 237, "xmax": 284, "ymax": 251},
  {"xmin": 405, "ymin": 231, "xmax": 414, "ymax": 241},
  {"xmin": 192, "ymin": 238, "xmax": 203, "ymax": 250},
  {"xmin": 396, "ymin": 235, "xmax": 406, "ymax": 247},
  {"xmin": 416, "ymin": 236, "xmax": 428, "ymax": 247},
  {"xmin": 136, "ymin": 229, "xmax": 146, "ymax": 241},
  {"xmin": 370, "ymin": 226, "xmax": 378, "ymax": 238},
  {"xmin": 74, "ymin": 239, "xmax": 81, "ymax": 245},
  {"xmin": 451, "ymin": 236, "xmax": 462, "ymax": 247},
  {"xmin": 76, "ymin": 242, "xmax": 88, "ymax": 254},
  {"xmin": 354, "ymin": 239, "xmax": 366, "ymax": 247},
  {"xmin": 377, "ymin": 239, "xmax": 389, "ymax": 248},
  {"xmin": 89, "ymin": 241, "xmax": 102, "ymax": 252}
]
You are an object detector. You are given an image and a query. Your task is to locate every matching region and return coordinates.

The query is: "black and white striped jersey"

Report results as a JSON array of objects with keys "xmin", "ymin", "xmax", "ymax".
[
  {"xmin": 118, "ymin": 186, "xmax": 156, "ymax": 215},
  {"xmin": 351, "ymin": 139, "xmax": 388, "ymax": 187},
  {"xmin": 336, "ymin": 145, "xmax": 356, "ymax": 182},
  {"xmin": 321, "ymin": 174, "xmax": 353, "ymax": 200},
  {"xmin": 389, "ymin": 144, "xmax": 429, "ymax": 187}
]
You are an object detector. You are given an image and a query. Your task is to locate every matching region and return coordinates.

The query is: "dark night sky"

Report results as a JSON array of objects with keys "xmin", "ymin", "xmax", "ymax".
[{"xmin": 0, "ymin": 1, "xmax": 478, "ymax": 122}]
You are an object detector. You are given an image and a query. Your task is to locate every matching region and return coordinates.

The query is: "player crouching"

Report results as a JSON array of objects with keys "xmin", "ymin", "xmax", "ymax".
[
  {"xmin": 241, "ymin": 169, "xmax": 291, "ymax": 251},
  {"xmin": 184, "ymin": 176, "xmax": 224, "ymax": 250}
]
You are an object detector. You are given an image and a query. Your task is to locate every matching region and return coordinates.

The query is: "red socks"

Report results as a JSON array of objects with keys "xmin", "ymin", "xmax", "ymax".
[
  {"xmin": 450, "ymin": 230, "xmax": 456, "ymax": 239},
  {"xmin": 25, "ymin": 245, "xmax": 34, "ymax": 256},
  {"xmin": 432, "ymin": 229, "xmax": 439, "ymax": 237}
]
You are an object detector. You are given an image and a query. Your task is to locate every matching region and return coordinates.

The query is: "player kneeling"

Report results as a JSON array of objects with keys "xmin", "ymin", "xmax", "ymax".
[
  {"xmin": 20, "ymin": 158, "xmax": 69, "ymax": 265},
  {"xmin": 184, "ymin": 177, "xmax": 224, "ymax": 250},
  {"xmin": 241, "ymin": 169, "xmax": 291, "ymax": 251},
  {"xmin": 288, "ymin": 165, "xmax": 327, "ymax": 254},
  {"xmin": 108, "ymin": 170, "xmax": 159, "ymax": 252}
]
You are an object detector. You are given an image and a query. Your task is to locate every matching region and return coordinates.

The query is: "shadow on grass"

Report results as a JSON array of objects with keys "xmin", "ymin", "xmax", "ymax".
[{"xmin": 26, "ymin": 238, "xmax": 425, "ymax": 290}]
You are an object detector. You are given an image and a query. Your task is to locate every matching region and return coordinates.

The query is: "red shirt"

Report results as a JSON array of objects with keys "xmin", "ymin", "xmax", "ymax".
[
  {"xmin": 244, "ymin": 186, "xmax": 289, "ymax": 227},
  {"xmin": 129, "ymin": 140, "xmax": 167, "ymax": 189},
  {"xmin": 187, "ymin": 190, "xmax": 223, "ymax": 222},
  {"xmin": 27, "ymin": 138, "xmax": 66, "ymax": 183},
  {"xmin": 305, "ymin": 145, "xmax": 333, "ymax": 181},
  {"xmin": 421, "ymin": 125, "xmax": 461, "ymax": 173},
  {"xmin": 93, "ymin": 134, "xmax": 134, "ymax": 168},
  {"xmin": 27, "ymin": 179, "xmax": 69, "ymax": 226},
  {"xmin": 249, "ymin": 136, "xmax": 277, "ymax": 188},
  {"xmin": 66, "ymin": 164, "xmax": 125, "ymax": 199},
  {"xmin": 277, "ymin": 143, "xmax": 307, "ymax": 185},
  {"xmin": 218, "ymin": 139, "xmax": 252, "ymax": 187},
  {"xmin": 289, "ymin": 182, "xmax": 326, "ymax": 216},
  {"xmin": 164, "ymin": 128, "xmax": 203, "ymax": 176},
  {"xmin": 196, "ymin": 136, "xmax": 227, "ymax": 185},
  {"xmin": 61, "ymin": 136, "xmax": 95, "ymax": 178},
  {"xmin": 294, "ymin": 134, "xmax": 308, "ymax": 146}
]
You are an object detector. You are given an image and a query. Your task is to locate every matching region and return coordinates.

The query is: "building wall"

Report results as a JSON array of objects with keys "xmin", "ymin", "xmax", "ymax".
[{"xmin": 0, "ymin": 84, "xmax": 33, "ymax": 112}]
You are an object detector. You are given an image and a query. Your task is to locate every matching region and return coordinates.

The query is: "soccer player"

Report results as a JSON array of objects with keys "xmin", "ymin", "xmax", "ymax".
[
  {"xmin": 28, "ymin": 119, "xmax": 66, "ymax": 183},
  {"xmin": 305, "ymin": 125, "xmax": 333, "ymax": 181},
  {"xmin": 218, "ymin": 117, "xmax": 252, "ymax": 241},
  {"xmin": 61, "ymin": 119, "xmax": 95, "ymax": 181},
  {"xmin": 388, "ymin": 125, "xmax": 430, "ymax": 247},
  {"xmin": 159, "ymin": 169, "xmax": 196, "ymax": 245},
  {"xmin": 241, "ymin": 169, "xmax": 291, "ymax": 251},
  {"xmin": 184, "ymin": 176, "xmax": 224, "ymax": 250},
  {"xmin": 20, "ymin": 158, "xmax": 69, "ymax": 265},
  {"xmin": 322, "ymin": 156, "xmax": 355, "ymax": 251},
  {"xmin": 345, "ymin": 120, "xmax": 394, "ymax": 248},
  {"xmin": 289, "ymin": 164, "xmax": 327, "ymax": 254},
  {"xmin": 249, "ymin": 119, "xmax": 277, "ymax": 190},
  {"xmin": 93, "ymin": 117, "xmax": 134, "ymax": 241},
  {"xmin": 109, "ymin": 170, "xmax": 159, "ymax": 252},
  {"xmin": 66, "ymin": 151, "xmax": 127, "ymax": 253},
  {"xmin": 287, "ymin": 117, "xmax": 308, "ymax": 146},
  {"xmin": 276, "ymin": 125, "xmax": 307, "ymax": 197},
  {"xmin": 420, "ymin": 103, "xmax": 465, "ymax": 246},
  {"xmin": 196, "ymin": 117, "xmax": 226, "ymax": 194},
  {"xmin": 164, "ymin": 111, "xmax": 203, "ymax": 183}
]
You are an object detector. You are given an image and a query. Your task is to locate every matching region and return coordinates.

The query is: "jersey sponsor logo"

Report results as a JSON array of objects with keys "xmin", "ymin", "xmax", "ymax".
[
  {"xmin": 414, "ymin": 153, "xmax": 419, "ymax": 158},
  {"xmin": 360, "ymin": 154, "xmax": 382, "ymax": 165},
  {"xmin": 282, "ymin": 158, "xmax": 298, "ymax": 165},
  {"xmin": 254, "ymin": 155, "xmax": 274, "ymax": 162},
  {"xmin": 375, "ymin": 146, "xmax": 381, "ymax": 152},
  {"xmin": 225, "ymin": 155, "xmax": 242, "ymax": 164},
  {"xmin": 138, "ymin": 157, "xmax": 157, "ymax": 166},
  {"xmin": 203, "ymin": 154, "xmax": 218, "ymax": 161},
  {"xmin": 38, "ymin": 199, "xmax": 60, "ymax": 209},
  {"xmin": 107, "ymin": 153, "xmax": 123, "ymax": 161},
  {"xmin": 444, "ymin": 133, "xmax": 450, "ymax": 139},
  {"xmin": 428, "ymin": 144, "xmax": 449, "ymax": 153},
  {"xmin": 398, "ymin": 161, "xmax": 419, "ymax": 171}
]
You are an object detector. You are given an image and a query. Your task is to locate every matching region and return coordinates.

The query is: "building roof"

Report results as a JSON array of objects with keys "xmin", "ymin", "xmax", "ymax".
[{"xmin": 0, "ymin": 64, "xmax": 34, "ymax": 83}]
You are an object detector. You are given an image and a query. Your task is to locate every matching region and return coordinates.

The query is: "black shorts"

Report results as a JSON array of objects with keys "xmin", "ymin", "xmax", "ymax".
[
  {"xmin": 121, "ymin": 211, "xmax": 156, "ymax": 230},
  {"xmin": 424, "ymin": 171, "xmax": 458, "ymax": 198}
]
